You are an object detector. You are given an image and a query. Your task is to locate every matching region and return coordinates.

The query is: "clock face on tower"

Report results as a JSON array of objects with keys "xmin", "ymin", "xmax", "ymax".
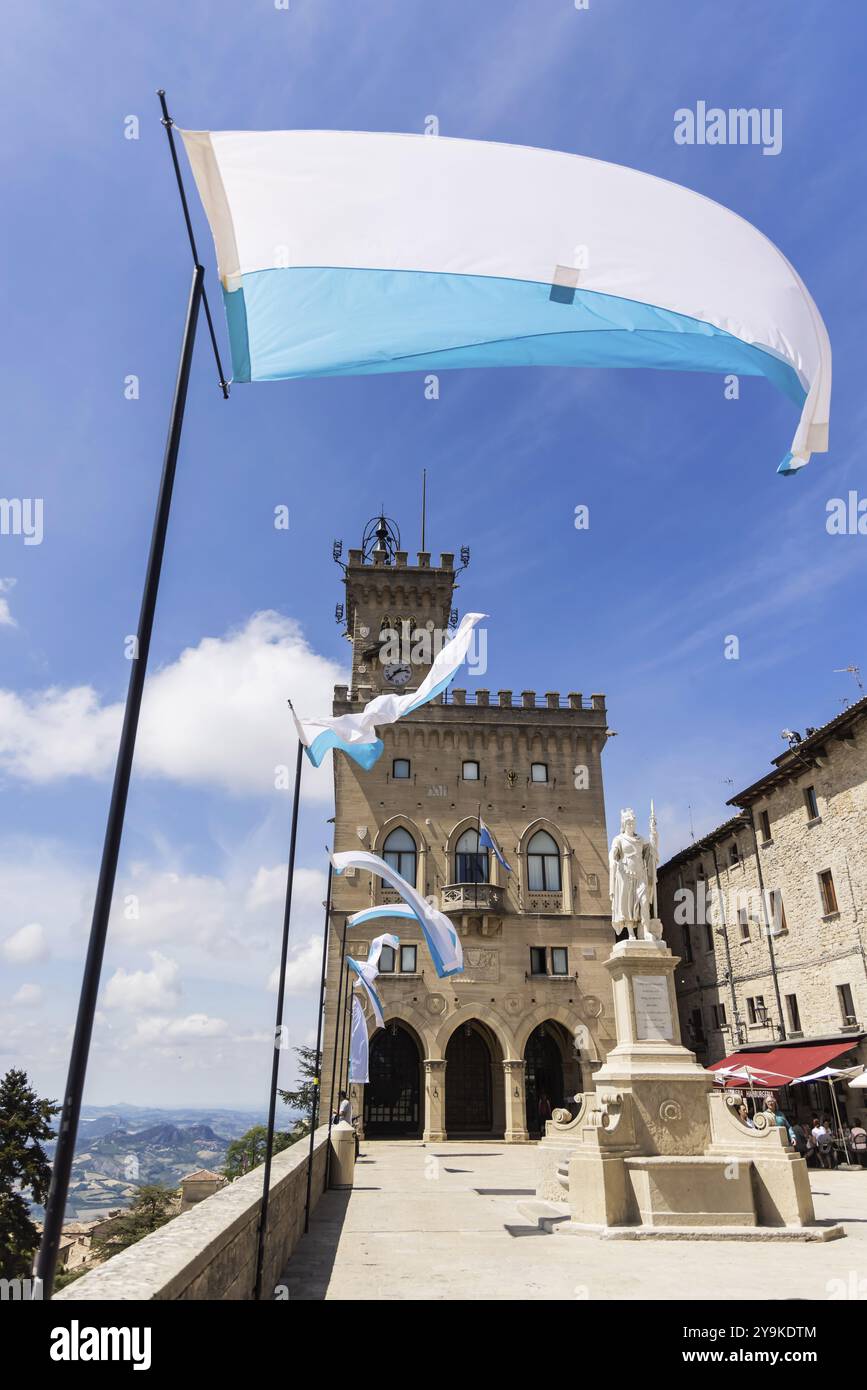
[{"xmin": 383, "ymin": 661, "xmax": 412, "ymax": 687}]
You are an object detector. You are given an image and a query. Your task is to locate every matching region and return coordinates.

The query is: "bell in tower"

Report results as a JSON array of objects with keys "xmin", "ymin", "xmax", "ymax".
[{"xmin": 340, "ymin": 515, "xmax": 458, "ymax": 698}]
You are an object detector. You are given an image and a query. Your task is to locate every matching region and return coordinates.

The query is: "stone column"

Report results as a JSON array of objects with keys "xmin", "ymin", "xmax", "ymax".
[
  {"xmin": 503, "ymin": 1059, "xmax": 530, "ymax": 1142},
  {"xmin": 423, "ymin": 1060, "xmax": 447, "ymax": 1141}
]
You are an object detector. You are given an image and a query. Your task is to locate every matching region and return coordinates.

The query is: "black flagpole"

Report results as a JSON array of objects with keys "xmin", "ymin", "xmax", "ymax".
[
  {"xmin": 35, "ymin": 267, "xmax": 203, "ymax": 1294},
  {"xmin": 36, "ymin": 87, "xmax": 229, "ymax": 1299},
  {"xmin": 303, "ymin": 856, "xmax": 333, "ymax": 1233},
  {"xmin": 324, "ymin": 912, "xmax": 350, "ymax": 1185},
  {"xmin": 253, "ymin": 733, "xmax": 304, "ymax": 1301}
]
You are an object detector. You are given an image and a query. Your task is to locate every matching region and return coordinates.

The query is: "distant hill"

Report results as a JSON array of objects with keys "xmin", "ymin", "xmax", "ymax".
[{"xmin": 39, "ymin": 1104, "xmax": 295, "ymax": 1221}]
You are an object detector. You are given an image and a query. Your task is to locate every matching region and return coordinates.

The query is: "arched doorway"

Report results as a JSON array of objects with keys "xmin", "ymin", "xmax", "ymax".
[
  {"xmin": 524, "ymin": 1022, "xmax": 566, "ymax": 1137},
  {"xmin": 364, "ymin": 1023, "xmax": 421, "ymax": 1137},
  {"xmin": 445, "ymin": 1022, "xmax": 494, "ymax": 1134}
]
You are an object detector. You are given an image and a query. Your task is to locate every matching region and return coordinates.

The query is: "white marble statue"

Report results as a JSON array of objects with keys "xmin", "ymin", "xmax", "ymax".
[{"xmin": 609, "ymin": 806, "xmax": 660, "ymax": 941}]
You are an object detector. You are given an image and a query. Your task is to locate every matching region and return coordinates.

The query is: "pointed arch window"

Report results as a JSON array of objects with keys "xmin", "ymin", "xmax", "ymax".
[
  {"xmin": 455, "ymin": 828, "xmax": 489, "ymax": 884},
  {"xmin": 382, "ymin": 826, "xmax": 417, "ymax": 886},
  {"xmin": 527, "ymin": 830, "xmax": 561, "ymax": 892}
]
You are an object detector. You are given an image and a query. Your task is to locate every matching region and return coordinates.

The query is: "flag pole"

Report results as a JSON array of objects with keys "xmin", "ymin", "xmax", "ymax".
[
  {"xmin": 35, "ymin": 262, "xmax": 205, "ymax": 1297},
  {"xmin": 157, "ymin": 90, "xmax": 230, "ymax": 398},
  {"xmin": 336, "ymin": 963, "xmax": 354, "ymax": 1110},
  {"xmin": 253, "ymin": 733, "xmax": 304, "ymax": 1301},
  {"xmin": 303, "ymin": 855, "xmax": 334, "ymax": 1233},
  {"xmin": 325, "ymin": 912, "xmax": 350, "ymax": 1186}
]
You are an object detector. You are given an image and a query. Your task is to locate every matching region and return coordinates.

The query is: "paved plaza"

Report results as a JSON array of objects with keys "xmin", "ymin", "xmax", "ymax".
[{"xmin": 280, "ymin": 1141, "xmax": 867, "ymax": 1301}]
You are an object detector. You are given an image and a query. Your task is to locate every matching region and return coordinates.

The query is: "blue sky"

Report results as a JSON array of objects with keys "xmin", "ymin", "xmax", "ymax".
[{"xmin": 1, "ymin": 0, "xmax": 865, "ymax": 1107}]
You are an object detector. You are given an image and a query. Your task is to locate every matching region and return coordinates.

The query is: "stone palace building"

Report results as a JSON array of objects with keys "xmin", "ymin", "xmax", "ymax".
[
  {"xmin": 657, "ymin": 695, "xmax": 867, "ymax": 1106},
  {"xmin": 319, "ymin": 516, "xmax": 616, "ymax": 1141}
]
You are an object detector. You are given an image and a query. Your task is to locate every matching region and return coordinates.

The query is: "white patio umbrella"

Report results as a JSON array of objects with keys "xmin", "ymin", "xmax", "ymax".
[
  {"xmin": 791, "ymin": 1065, "xmax": 865, "ymax": 1165},
  {"xmin": 847, "ymin": 1071, "xmax": 867, "ymax": 1089},
  {"xmin": 712, "ymin": 1064, "xmax": 792, "ymax": 1116}
]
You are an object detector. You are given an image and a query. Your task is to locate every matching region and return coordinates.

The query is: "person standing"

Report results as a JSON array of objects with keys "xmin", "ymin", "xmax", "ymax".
[{"xmin": 537, "ymin": 1089, "xmax": 553, "ymax": 1138}]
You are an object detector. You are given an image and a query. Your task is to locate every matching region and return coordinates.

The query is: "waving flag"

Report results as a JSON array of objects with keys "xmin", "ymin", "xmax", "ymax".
[
  {"xmin": 346, "ymin": 930, "xmax": 399, "ymax": 1029},
  {"xmin": 181, "ymin": 129, "xmax": 830, "ymax": 475},
  {"xmin": 333, "ymin": 848, "xmax": 463, "ymax": 977},
  {"xmin": 479, "ymin": 818, "xmax": 511, "ymax": 872},
  {"xmin": 348, "ymin": 996, "xmax": 368, "ymax": 1084},
  {"xmin": 291, "ymin": 611, "xmax": 485, "ymax": 769},
  {"xmin": 347, "ymin": 956, "xmax": 386, "ymax": 1029}
]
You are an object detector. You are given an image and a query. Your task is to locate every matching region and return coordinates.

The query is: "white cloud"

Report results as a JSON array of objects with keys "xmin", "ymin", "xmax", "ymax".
[
  {"xmin": 2, "ymin": 921, "xmax": 49, "ymax": 965},
  {"xmin": 132, "ymin": 1012, "xmax": 229, "ymax": 1043},
  {"xmin": 0, "ymin": 610, "xmax": 346, "ymax": 796},
  {"xmin": 104, "ymin": 951, "xmax": 181, "ymax": 1013},
  {"xmin": 11, "ymin": 983, "xmax": 42, "ymax": 1007},
  {"xmin": 0, "ymin": 578, "xmax": 16, "ymax": 628},
  {"xmin": 267, "ymin": 933, "xmax": 324, "ymax": 996}
]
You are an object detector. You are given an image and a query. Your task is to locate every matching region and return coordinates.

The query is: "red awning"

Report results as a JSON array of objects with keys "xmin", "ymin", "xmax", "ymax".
[{"xmin": 709, "ymin": 1042, "xmax": 857, "ymax": 1086}]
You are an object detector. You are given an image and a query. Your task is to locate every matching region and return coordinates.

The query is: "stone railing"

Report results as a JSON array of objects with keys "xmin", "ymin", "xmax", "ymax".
[
  {"xmin": 54, "ymin": 1126, "xmax": 330, "ymax": 1302},
  {"xmin": 440, "ymin": 883, "xmax": 504, "ymax": 914}
]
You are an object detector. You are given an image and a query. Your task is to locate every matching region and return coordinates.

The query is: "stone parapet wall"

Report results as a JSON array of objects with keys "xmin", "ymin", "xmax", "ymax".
[{"xmin": 54, "ymin": 1127, "xmax": 329, "ymax": 1302}]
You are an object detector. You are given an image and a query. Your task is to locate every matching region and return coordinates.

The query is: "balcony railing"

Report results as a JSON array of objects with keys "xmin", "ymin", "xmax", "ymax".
[
  {"xmin": 523, "ymin": 890, "xmax": 563, "ymax": 914},
  {"xmin": 440, "ymin": 883, "xmax": 504, "ymax": 914}
]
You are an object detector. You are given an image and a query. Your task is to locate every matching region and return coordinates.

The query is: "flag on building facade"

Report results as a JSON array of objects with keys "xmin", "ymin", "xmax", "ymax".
[
  {"xmin": 478, "ymin": 818, "xmax": 511, "ymax": 872},
  {"xmin": 291, "ymin": 612, "xmax": 485, "ymax": 769},
  {"xmin": 181, "ymin": 127, "xmax": 830, "ymax": 475}
]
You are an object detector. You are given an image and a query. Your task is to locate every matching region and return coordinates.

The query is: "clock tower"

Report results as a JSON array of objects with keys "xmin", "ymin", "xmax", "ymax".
[
  {"xmin": 338, "ymin": 514, "xmax": 461, "ymax": 697},
  {"xmin": 321, "ymin": 513, "xmax": 614, "ymax": 1148}
]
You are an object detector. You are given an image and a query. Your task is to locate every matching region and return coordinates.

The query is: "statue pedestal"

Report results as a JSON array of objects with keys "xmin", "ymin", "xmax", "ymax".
[{"xmin": 538, "ymin": 939, "xmax": 841, "ymax": 1240}]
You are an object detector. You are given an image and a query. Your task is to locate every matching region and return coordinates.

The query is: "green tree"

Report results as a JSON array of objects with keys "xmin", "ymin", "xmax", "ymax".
[
  {"xmin": 277, "ymin": 1045, "xmax": 322, "ymax": 1133},
  {"xmin": 222, "ymin": 1125, "xmax": 297, "ymax": 1180},
  {"xmin": 91, "ymin": 1184, "xmax": 175, "ymax": 1260},
  {"xmin": 0, "ymin": 1069, "xmax": 60, "ymax": 1278}
]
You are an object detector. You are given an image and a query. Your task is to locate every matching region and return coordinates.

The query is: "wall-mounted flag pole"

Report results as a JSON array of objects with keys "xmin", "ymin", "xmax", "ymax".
[
  {"xmin": 253, "ymin": 734, "xmax": 304, "ymax": 1301},
  {"xmin": 35, "ymin": 94, "xmax": 236, "ymax": 1296},
  {"xmin": 303, "ymin": 856, "xmax": 333, "ymax": 1234}
]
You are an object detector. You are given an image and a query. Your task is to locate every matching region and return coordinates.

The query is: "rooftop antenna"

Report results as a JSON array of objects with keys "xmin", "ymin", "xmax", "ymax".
[
  {"xmin": 688, "ymin": 804, "xmax": 695, "ymax": 842},
  {"xmin": 421, "ymin": 468, "xmax": 427, "ymax": 552},
  {"xmin": 834, "ymin": 664, "xmax": 864, "ymax": 693}
]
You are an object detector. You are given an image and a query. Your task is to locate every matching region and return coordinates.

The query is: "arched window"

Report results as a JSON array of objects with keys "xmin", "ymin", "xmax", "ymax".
[
  {"xmin": 383, "ymin": 826, "xmax": 417, "ymax": 885},
  {"xmin": 455, "ymin": 828, "xmax": 489, "ymax": 884},
  {"xmin": 527, "ymin": 830, "xmax": 561, "ymax": 892}
]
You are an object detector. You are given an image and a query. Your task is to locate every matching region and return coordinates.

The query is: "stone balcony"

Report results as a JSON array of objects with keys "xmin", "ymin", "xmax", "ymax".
[{"xmin": 440, "ymin": 882, "xmax": 504, "ymax": 915}]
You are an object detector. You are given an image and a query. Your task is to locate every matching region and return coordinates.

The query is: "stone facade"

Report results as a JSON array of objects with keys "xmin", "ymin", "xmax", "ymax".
[
  {"xmin": 320, "ymin": 522, "xmax": 617, "ymax": 1140},
  {"xmin": 657, "ymin": 696, "xmax": 867, "ymax": 1117}
]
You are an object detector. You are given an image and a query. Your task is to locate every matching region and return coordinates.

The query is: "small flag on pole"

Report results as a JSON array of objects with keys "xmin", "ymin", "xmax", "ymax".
[
  {"xmin": 291, "ymin": 612, "xmax": 485, "ymax": 769},
  {"xmin": 478, "ymin": 818, "xmax": 511, "ymax": 872}
]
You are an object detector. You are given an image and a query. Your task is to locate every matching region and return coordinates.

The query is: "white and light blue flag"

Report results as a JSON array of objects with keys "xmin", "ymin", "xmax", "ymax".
[
  {"xmin": 291, "ymin": 612, "xmax": 485, "ymax": 769},
  {"xmin": 334, "ymin": 849, "xmax": 463, "ymax": 978},
  {"xmin": 346, "ymin": 930, "xmax": 399, "ymax": 1030},
  {"xmin": 347, "ymin": 957, "xmax": 386, "ymax": 1030},
  {"xmin": 182, "ymin": 128, "xmax": 830, "ymax": 475},
  {"xmin": 348, "ymin": 996, "xmax": 369, "ymax": 1083},
  {"xmin": 479, "ymin": 818, "xmax": 511, "ymax": 872}
]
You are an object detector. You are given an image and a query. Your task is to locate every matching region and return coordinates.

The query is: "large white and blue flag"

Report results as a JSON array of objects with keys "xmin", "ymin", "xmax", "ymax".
[
  {"xmin": 182, "ymin": 128, "xmax": 830, "ymax": 475},
  {"xmin": 348, "ymin": 996, "xmax": 368, "ymax": 1084},
  {"xmin": 334, "ymin": 849, "xmax": 463, "ymax": 978},
  {"xmin": 479, "ymin": 818, "xmax": 511, "ymax": 872},
  {"xmin": 290, "ymin": 611, "xmax": 485, "ymax": 769}
]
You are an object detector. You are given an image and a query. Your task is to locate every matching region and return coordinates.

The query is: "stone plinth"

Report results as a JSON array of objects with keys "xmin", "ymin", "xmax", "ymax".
[{"xmin": 538, "ymin": 939, "xmax": 839, "ymax": 1240}]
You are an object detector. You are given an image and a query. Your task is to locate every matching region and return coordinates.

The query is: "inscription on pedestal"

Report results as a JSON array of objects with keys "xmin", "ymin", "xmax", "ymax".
[{"xmin": 633, "ymin": 975, "xmax": 674, "ymax": 1040}]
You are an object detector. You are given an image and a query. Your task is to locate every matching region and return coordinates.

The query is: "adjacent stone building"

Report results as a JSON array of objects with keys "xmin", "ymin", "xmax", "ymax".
[
  {"xmin": 657, "ymin": 696, "xmax": 867, "ymax": 1110},
  {"xmin": 319, "ymin": 516, "xmax": 616, "ymax": 1141}
]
